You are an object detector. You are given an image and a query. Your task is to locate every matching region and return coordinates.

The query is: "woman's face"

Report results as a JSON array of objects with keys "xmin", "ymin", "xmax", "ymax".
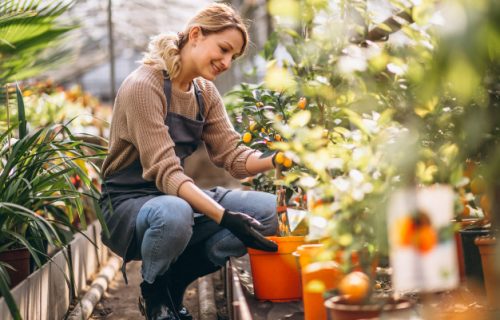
[{"xmin": 190, "ymin": 27, "xmax": 244, "ymax": 81}]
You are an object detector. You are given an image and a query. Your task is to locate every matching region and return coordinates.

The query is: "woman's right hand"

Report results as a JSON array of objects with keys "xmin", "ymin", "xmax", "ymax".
[{"xmin": 219, "ymin": 209, "xmax": 278, "ymax": 252}]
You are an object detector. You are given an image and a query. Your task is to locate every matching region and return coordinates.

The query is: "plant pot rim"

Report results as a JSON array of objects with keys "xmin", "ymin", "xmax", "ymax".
[
  {"xmin": 458, "ymin": 227, "xmax": 491, "ymax": 234},
  {"xmin": 266, "ymin": 235, "xmax": 306, "ymax": 242},
  {"xmin": 324, "ymin": 295, "xmax": 413, "ymax": 312},
  {"xmin": 474, "ymin": 235, "xmax": 497, "ymax": 245}
]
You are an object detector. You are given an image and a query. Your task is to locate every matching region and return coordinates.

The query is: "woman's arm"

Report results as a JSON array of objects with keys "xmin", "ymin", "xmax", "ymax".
[
  {"xmin": 245, "ymin": 151, "xmax": 274, "ymax": 175},
  {"xmin": 177, "ymin": 181, "xmax": 225, "ymax": 223}
]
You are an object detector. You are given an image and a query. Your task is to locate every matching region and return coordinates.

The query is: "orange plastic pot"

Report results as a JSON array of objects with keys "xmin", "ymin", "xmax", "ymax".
[
  {"xmin": 302, "ymin": 261, "xmax": 342, "ymax": 320},
  {"xmin": 247, "ymin": 235, "xmax": 305, "ymax": 301},
  {"xmin": 295, "ymin": 243, "xmax": 323, "ymax": 268}
]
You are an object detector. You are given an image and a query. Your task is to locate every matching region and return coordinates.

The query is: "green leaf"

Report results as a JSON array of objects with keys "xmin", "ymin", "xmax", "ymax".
[{"xmin": 15, "ymin": 83, "xmax": 26, "ymax": 138}]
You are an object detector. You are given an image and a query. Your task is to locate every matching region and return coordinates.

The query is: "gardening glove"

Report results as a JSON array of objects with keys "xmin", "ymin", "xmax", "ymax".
[{"xmin": 220, "ymin": 209, "xmax": 278, "ymax": 252}]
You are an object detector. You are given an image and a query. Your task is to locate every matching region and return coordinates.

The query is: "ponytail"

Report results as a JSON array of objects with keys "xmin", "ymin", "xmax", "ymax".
[{"xmin": 141, "ymin": 32, "xmax": 184, "ymax": 79}]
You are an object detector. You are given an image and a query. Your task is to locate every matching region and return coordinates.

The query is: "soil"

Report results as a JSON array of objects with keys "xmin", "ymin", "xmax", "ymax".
[{"xmin": 90, "ymin": 261, "xmax": 199, "ymax": 320}]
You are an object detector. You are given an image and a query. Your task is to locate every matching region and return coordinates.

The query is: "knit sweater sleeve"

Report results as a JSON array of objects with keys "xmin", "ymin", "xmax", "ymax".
[
  {"xmin": 123, "ymin": 75, "xmax": 193, "ymax": 195},
  {"xmin": 200, "ymin": 80, "xmax": 256, "ymax": 179}
]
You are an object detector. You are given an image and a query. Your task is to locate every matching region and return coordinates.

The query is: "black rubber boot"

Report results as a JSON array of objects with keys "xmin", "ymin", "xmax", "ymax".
[
  {"xmin": 138, "ymin": 280, "xmax": 178, "ymax": 320},
  {"xmin": 163, "ymin": 243, "xmax": 221, "ymax": 320}
]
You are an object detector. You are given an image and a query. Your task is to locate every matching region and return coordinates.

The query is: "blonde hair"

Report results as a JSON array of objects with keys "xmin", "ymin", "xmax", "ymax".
[{"xmin": 142, "ymin": 3, "xmax": 249, "ymax": 79}]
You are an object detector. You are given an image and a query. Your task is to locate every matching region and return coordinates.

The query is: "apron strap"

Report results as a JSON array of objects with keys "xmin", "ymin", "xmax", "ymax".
[
  {"xmin": 162, "ymin": 70, "xmax": 204, "ymax": 121},
  {"xmin": 193, "ymin": 81, "xmax": 205, "ymax": 121},
  {"xmin": 162, "ymin": 71, "xmax": 172, "ymax": 113}
]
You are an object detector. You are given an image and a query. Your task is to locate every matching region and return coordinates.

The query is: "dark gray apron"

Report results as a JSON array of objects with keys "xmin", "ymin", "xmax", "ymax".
[{"xmin": 100, "ymin": 71, "xmax": 228, "ymax": 282}]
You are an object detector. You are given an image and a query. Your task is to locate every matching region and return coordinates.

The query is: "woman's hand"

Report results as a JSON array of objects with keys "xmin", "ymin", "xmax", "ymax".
[{"xmin": 219, "ymin": 209, "xmax": 278, "ymax": 252}]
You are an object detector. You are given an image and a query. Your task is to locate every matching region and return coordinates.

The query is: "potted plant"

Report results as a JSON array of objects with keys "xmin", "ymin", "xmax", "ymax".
[
  {"xmin": 226, "ymin": 83, "xmax": 312, "ymax": 301},
  {"xmin": 0, "ymin": 84, "xmax": 107, "ymax": 319}
]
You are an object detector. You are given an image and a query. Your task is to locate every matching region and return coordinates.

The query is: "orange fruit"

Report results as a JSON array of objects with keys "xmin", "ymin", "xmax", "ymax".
[
  {"xmin": 338, "ymin": 271, "xmax": 370, "ymax": 304},
  {"xmin": 297, "ymin": 97, "xmax": 307, "ymax": 109},
  {"xmin": 283, "ymin": 157, "xmax": 293, "ymax": 168},
  {"xmin": 470, "ymin": 176, "xmax": 486, "ymax": 194},
  {"xmin": 414, "ymin": 225, "xmax": 437, "ymax": 253},
  {"xmin": 397, "ymin": 216, "xmax": 415, "ymax": 246},
  {"xmin": 274, "ymin": 152, "xmax": 285, "ymax": 165},
  {"xmin": 242, "ymin": 132, "xmax": 252, "ymax": 144},
  {"xmin": 274, "ymin": 134, "xmax": 282, "ymax": 141}
]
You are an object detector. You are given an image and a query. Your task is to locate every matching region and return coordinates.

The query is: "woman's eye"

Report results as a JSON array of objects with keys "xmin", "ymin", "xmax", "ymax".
[{"xmin": 220, "ymin": 46, "xmax": 228, "ymax": 53}]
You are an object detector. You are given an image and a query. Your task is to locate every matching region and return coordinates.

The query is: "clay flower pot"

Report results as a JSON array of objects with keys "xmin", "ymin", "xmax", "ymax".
[
  {"xmin": 474, "ymin": 235, "xmax": 498, "ymax": 309},
  {"xmin": 0, "ymin": 247, "xmax": 31, "ymax": 288},
  {"xmin": 324, "ymin": 296, "xmax": 414, "ymax": 320},
  {"xmin": 247, "ymin": 235, "xmax": 305, "ymax": 301}
]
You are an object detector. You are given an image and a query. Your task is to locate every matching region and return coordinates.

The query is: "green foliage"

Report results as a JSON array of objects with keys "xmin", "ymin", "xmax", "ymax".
[
  {"xmin": 0, "ymin": 0, "xmax": 76, "ymax": 84},
  {"xmin": 229, "ymin": 0, "xmax": 499, "ymax": 275}
]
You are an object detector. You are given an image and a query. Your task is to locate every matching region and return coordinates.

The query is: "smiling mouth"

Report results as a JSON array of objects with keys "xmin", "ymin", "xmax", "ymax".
[{"xmin": 211, "ymin": 63, "xmax": 222, "ymax": 74}]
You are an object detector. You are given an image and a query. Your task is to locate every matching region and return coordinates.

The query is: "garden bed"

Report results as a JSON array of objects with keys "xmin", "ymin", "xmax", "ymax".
[{"xmin": 0, "ymin": 221, "xmax": 110, "ymax": 320}]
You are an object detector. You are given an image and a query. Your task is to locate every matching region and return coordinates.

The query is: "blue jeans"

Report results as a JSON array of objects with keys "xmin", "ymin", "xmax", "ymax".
[{"xmin": 135, "ymin": 189, "xmax": 278, "ymax": 283}]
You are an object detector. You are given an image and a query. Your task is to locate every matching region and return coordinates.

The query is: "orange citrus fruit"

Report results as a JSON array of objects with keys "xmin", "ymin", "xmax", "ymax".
[
  {"xmin": 274, "ymin": 152, "xmax": 285, "ymax": 165},
  {"xmin": 414, "ymin": 225, "xmax": 437, "ymax": 253},
  {"xmin": 338, "ymin": 271, "xmax": 370, "ymax": 304},
  {"xmin": 397, "ymin": 216, "xmax": 415, "ymax": 246},
  {"xmin": 297, "ymin": 97, "xmax": 307, "ymax": 109},
  {"xmin": 242, "ymin": 132, "xmax": 252, "ymax": 144},
  {"xmin": 283, "ymin": 157, "xmax": 293, "ymax": 168}
]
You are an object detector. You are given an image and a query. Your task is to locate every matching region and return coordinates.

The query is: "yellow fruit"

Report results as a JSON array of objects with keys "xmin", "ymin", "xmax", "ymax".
[
  {"xmin": 242, "ymin": 132, "xmax": 252, "ymax": 144},
  {"xmin": 274, "ymin": 152, "xmax": 285, "ymax": 165},
  {"xmin": 256, "ymin": 101, "xmax": 264, "ymax": 108},
  {"xmin": 297, "ymin": 97, "xmax": 307, "ymax": 109},
  {"xmin": 338, "ymin": 271, "xmax": 370, "ymax": 304},
  {"xmin": 283, "ymin": 157, "xmax": 293, "ymax": 168},
  {"xmin": 470, "ymin": 176, "xmax": 486, "ymax": 194}
]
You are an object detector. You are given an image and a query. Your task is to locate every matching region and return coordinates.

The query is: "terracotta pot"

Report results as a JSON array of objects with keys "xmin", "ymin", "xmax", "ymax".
[
  {"xmin": 475, "ymin": 235, "xmax": 498, "ymax": 309},
  {"xmin": 0, "ymin": 247, "xmax": 31, "ymax": 288},
  {"xmin": 247, "ymin": 235, "xmax": 305, "ymax": 301},
  {"xmin": 459, "ymin": 227, "xmax": 490, "ymax": 291},
  {"xmin": 324, "ymin": 296, "xmax": 414, "ymax": 320}
]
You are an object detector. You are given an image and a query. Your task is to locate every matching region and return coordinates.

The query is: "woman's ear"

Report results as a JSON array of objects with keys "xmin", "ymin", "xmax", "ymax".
[{"xmin": 188, "ymin": 26, "xmax": 203, "ymax": 45}]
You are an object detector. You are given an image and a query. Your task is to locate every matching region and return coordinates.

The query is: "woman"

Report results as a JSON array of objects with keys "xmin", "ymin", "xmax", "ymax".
[{"xmin": 99, "ymin": 3, "xmax": 279, "ymax": 320}]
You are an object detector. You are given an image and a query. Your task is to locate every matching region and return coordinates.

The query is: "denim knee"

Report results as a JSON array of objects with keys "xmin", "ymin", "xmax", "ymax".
[
  {"xmin": 249, "ymin": 192, "xmax": 278, "ymax": 236},
  {"xmin": 136, "ymin": 196, "xmax": 194, "ymax": 282},
  {"xmin": 140, "ymin": 196, "xmax": 193, "ymax": 228}
]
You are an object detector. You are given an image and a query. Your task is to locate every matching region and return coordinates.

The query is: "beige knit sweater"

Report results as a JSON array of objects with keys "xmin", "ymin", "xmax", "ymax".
[{"xmin": 101, "ymin": 65, "xmax": 255, "ymax": 195}]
